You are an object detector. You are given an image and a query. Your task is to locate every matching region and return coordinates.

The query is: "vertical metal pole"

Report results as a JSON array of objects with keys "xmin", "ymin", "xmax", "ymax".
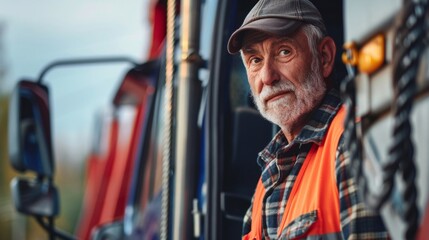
[{"xmin": 173, "ymin": 0, "xmax": 202, "ymax": 238}]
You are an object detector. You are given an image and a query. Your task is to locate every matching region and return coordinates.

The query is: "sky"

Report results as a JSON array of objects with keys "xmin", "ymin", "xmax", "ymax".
[{"xmin": 0, "ymin": 0, "xmax": 151, "ymax": 164}]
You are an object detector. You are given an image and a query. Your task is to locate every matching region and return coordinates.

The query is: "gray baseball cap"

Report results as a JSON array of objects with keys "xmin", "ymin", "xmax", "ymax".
[{"xmin": 227, "ymin": 0, "xmax": 327, "ymax": 54}]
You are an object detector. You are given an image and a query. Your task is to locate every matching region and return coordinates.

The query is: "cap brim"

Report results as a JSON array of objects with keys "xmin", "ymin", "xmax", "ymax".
[{"xmin": 227, "ymin": 18, "xmax": 303, "ymax": 54}]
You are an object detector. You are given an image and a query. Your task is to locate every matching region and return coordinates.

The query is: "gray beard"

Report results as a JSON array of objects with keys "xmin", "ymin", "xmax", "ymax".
[{"xmin": 252, "ymin": 62, "xmax": 327, "ymax": 129}]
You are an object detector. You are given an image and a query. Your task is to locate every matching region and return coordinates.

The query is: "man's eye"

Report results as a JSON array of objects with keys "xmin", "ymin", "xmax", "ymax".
[
  {"xmin": 279, "ymin": 49, "xmax": 291, "ymax": 56},
  {"xmin": 250, "ymin": 57, "xmax": 261, "ymax": 64}
]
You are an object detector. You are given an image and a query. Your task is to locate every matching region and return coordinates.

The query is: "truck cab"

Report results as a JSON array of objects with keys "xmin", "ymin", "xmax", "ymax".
[{"xmin": 7, "ymin": 0, "xmax": 429, "ymax": 239}]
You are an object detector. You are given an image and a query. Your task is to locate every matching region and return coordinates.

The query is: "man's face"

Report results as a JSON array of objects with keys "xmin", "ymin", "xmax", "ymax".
[{"xmin": 241, "ymin": 29, "xmax": 327, "ymax": 129}]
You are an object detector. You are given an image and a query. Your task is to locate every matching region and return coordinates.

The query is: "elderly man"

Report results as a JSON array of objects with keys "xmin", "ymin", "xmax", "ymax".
[{"xmin": 227, "ymin": 0, "xmax": 389, "ymax": 239}]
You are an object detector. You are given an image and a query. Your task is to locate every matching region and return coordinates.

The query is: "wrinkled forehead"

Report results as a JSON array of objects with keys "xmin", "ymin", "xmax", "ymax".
[{"xmin": 241, "ymin": 30, "xmax": 300, "ymax": 52}]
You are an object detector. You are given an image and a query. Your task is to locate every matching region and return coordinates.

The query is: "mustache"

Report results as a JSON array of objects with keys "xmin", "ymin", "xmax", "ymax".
[{"xmin": 258, "ymin": 81, "xmax": 295, "ymax": 103}]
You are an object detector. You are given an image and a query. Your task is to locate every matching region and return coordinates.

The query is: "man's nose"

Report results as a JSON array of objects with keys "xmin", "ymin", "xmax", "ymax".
[{"xmin": 260, "ymin": 59, "xmax": 279, "ymax": 86}]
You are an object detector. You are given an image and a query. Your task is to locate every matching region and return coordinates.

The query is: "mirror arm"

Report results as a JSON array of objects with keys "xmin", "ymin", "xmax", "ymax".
[
  {"xmin": 35, "ymin": 215, "xmax": 76, "ymax": 240},
  {"xmin": 37, "ymin": 56, "xmax": 139, "ymax": 84}
]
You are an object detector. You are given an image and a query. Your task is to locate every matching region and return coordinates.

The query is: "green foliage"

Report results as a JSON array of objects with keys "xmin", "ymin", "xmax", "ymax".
[{"xmin": 0, "ymin": 93, "xmax": 13, "ymax": 239}]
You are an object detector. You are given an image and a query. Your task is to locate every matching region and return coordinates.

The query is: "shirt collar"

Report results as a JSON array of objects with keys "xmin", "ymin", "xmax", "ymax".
[{"xmin": 258, "ymin": 88, "xmax": 343, "ymax": 167}]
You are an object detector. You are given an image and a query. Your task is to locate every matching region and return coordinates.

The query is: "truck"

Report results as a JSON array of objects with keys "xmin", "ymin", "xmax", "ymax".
[{"xmin": 6, "ymin": 0, "xmax": 429, "ymax": 239}]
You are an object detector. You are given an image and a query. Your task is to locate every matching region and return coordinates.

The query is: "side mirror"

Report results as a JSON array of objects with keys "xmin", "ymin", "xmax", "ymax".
[
  {"xmin": 7, "ymin": 58, "xmax": 136, "ymax": 240},
  {"xmin": 11, "ymin": 177, "xmax": 59, "ymax": 217},
  {"xmin": 8, "ymin": 80, "xmax": 58, "ymax": 218},
  {"xmin": 113, "ymin": 60, "xmax": 159, "ymax": 106},
  {"xmin": 8, "ymin": 80, "xmax": 54, "ymax": 176}
]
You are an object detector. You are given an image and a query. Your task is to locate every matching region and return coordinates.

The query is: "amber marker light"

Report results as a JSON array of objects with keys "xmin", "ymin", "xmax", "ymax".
[{"xmin": 357, "ymin": 34, "xmax": 385, "ymax": 74}]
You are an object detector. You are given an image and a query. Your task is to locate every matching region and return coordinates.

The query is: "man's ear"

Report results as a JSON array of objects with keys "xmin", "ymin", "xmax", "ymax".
[{"xmin": 318, "ymin": 36, "xmax": 336, "ymax": 78}]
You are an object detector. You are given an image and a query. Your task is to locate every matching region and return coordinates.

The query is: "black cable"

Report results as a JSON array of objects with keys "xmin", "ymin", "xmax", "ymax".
[
  {"xmin": 341, "ymin": 1, "xmax": 429, "ymax": 238},
  {"xmin": 385, "ymin": 1, "xmax": 428, "ymax": 238},
  {"xmin": 341, "ymin": 0, "xmax": 428, "ymax": 239}
]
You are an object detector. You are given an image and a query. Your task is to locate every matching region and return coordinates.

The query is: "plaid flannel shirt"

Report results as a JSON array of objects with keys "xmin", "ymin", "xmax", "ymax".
[{"xmin": 242, "ymin": 89, "xmax": 389, "ymax": 239}]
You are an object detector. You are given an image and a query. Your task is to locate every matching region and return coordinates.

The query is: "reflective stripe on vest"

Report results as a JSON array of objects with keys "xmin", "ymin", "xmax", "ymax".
[{"xmin": 243, "ymin": 106, "xmax": 346, "ymax": 240}]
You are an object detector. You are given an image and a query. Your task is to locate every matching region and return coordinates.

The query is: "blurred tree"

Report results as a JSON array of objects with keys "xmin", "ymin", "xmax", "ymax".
[
  {"xmin": 0, "ymin": 20, "xmax": 14, "ymax": 239},
  {"xmin": 0, "ymin": 93, "xmax": 14, "ymax": 240}
]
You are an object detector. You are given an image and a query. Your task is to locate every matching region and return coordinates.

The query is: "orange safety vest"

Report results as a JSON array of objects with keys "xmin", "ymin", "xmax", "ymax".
[{"xmin": 243, "ymin": 106, "xmax": 346, "ymax": 240}]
